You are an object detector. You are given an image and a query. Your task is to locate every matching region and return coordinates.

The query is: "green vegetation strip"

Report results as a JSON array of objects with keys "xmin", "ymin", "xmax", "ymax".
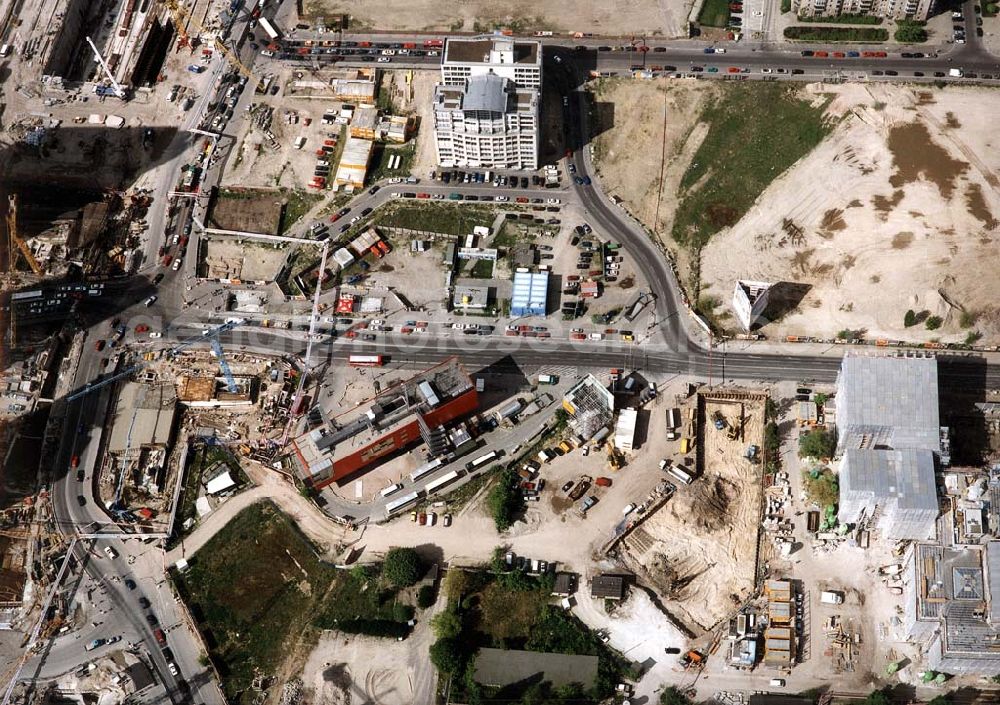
[
  {"xmin": 672, "ymin": 83, "xmax": 831, "ymax": 250},
  {"xmin": 784, "ymin": 26, "xmax": 889, "ymax": 41},
  {"xmin": 796, "ymin": 13, "xmax": 881, "ymax": 24},
  {"xmin": 173, "ymin": 502, "xmax": 420, "ymax": 704},
  {"xmin": 377, "ymin": 203, "xmax": 496, "ymax": 236},
  {"xmin": 279, "ymin": 188, "xmax": 323, "ymax": 234},
  {"xmin": 698, "ymin": 0, "xmax": 731, "ymax": 28}
]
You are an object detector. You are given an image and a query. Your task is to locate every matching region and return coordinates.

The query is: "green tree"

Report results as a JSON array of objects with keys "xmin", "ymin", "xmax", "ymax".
[
  {"xmin": 381, "ymin": 547, "xmax": 422, "ymax": 587},
  {"xmin": 895, "ymin": 21, "xmax": 928, "ymax": 43},
  {"xmin": 429, "ymin": 637, "xmax": 466, "ymax": 674},
  {"xmin": 799, "ymin": 429, "xmax": 835, "ymax": 459},
  {"xmin": 765, "ymin": 397, "xmax": 778, "ymax": 420},
  {"xmin": 863, "ymin": 689, "xmax": 891, "ymax": 705},
  {"xmin": 926, "ymin": 315, "xmax": 943, "ymax": 330},
  {"xmin": 417, "ymin": 584, "xmax": 436, "ymax": 609},
  {"xmin": 392, "ymin": 603, "xmax": 415, "ymax": 623},
  {"xmin": 430, "ymin": 610, "xmax": 463, "ymax": 639},
  {"xmin": 904, "ymin": 309, "xmax": 917, "ymax": 327},
  {"xmin": 660, "ymin": 686, "xmax": 693, "ymax": 705},
  {"xmin": 486, "ymin": 468, "xmax": 523, "ymax": 531},
  {"xmin": 764, "ymin": 421, "xmax": 781, "ymax": 454},
  {"xmin": 813, "ymin": 392, "xmax": 828, "ymax": 406}
]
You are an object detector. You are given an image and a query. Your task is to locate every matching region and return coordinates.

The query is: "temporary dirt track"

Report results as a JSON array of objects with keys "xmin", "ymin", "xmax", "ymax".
[
  {"xmin": 593, "ymin": 80, "xmax": 1000, "ymax": 346},
  {"xmin": 617, "ymin": 390, "xmax": 765, "ymax": 634}
]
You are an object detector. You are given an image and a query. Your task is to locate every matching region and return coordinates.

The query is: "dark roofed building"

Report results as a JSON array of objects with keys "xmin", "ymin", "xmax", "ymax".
[
  {"xmin": 590, "ymin": 574, "xmax": 625, "ymax": 600},
  {"xmin": 473, "ymin": 648, "xmax": 598, "ymax": 689},
  {"xmin": 551, "ymin": 572, "xmax": 577, "ymax": 597}
]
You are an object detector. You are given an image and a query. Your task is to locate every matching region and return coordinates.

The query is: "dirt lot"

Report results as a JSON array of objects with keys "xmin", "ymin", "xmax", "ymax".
[
  {"xmin": 592, "ymin": 79, "xmax": 1000, "ymax": 345},
  {"xmin": 200, "ymin": 237, "xmax": 290, "ymax": 280},
  {"xmin": 617, "ymin": 389, "xmax": 765, "ymax": 634},
  {"xmin": 208, "ymin": 189, "xmax": 285, "ymax": 233},
  {"xmin": 304, "ymin": 0, "xmax": 693, "ymax": 37}
]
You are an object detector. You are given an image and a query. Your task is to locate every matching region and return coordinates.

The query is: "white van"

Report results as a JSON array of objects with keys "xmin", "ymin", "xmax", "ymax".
[
  {"xmin": 104, "ymin": 546, "xmax": 119, "ymax": 560},
  {"xmin": 769, "ymin": 678, "xmax": 785, "ymax": 687},
  {"xmin": 380, "ymin": 483, "xmax": 403, "ymax": 498}
]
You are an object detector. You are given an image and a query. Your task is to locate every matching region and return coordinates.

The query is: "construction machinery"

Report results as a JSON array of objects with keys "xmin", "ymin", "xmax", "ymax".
[
  {"xmin": 6, "ymin": 195, "xmax": 42, "ymax": 277},
  {"xmin": 712, "ymin": 410, "xmax": 726, "ymax": 431},
  {"xmin": 607, "ymin": 445, "xmax": 622, "ymax": 470},
  {"xmin": 163, "ymin": 0, "xmax": 262, "ymax": 90}
]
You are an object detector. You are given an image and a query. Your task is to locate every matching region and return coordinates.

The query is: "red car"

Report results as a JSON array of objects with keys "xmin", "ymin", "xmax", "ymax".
[
  {"xmin": 70, "ymin": 455, "xmax": 80, "ymax": 469},
  {"xmin": 161, "ymin": 255, "xmax": 172, "ymax": 266},
  {"xmin": 135, "ymin": 324, "xmax": 149, "ymax": 333},
  {"xmin": 814, "ymin": 51, "xmax": 828, "ymax": 58},
  {"xmin": 416, "ymin": 193, "xmax": 431, "ymax": 199},
  {"xmin": 329, "ymin": 213, "xmax": 341, "ymax": 223},
  {"xmin": 95, "ymin": 339, "xmax": 106, "ymax": 352},
  {"xmin": 154, "ymin": 628, "xmax": 167, "ymax": 646},
  {"xmin": 727, "ymin": 67, "xmax": 740, "ymax": 73}
]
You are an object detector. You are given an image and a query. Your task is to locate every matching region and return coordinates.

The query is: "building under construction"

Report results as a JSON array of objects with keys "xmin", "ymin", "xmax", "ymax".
[
  {"xmin": 289, "ymin": 357, "xmax": 479, "ymax": 488},
  {"xmin": 37, "ymin": 0, "xmax": 245, "ymax": 92}
]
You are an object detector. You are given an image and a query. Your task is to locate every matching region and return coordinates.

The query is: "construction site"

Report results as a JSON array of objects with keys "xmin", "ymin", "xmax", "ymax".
[{"xmin": 614, "ymin": 388, "xmax": 768, "ymax": 634}]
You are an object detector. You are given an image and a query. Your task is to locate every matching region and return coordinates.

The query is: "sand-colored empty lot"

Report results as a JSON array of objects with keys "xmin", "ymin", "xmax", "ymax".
[
  {"xmin": 593, "ymin": 80, "xmax": 1000, "ymax": 345},
  {"xmin": 306, "ymin": 0, "xmax": 692, "ymax": 37}
]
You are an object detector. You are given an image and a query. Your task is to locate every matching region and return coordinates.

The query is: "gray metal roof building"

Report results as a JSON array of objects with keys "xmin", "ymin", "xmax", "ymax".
[
  {"xmin": 473, "ymin": 648, "xmax": 598, "ymax": 688},
  {"xmin": 834, "ymin": 354, "xmax": 941, "ymax": 455},
  {"xmin": 838, "ymin": 449, "xmax": 939, "ymax": 540},
  {"xmin": 834, "ymin": 355, "xmax": 945, "ymax": 539}
]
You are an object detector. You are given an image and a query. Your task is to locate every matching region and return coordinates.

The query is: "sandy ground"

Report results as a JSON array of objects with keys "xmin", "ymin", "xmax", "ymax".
[
  {"xmin": 617, "ymin": 391, "xmax": 765, "ymax": 633},
  {"xmin": 594, "ymin": 80, "xmax": 1000, "ymax": 345},
  {"xmin": 305, "ymin": 0, "xmax": 693, "ymax": 37},
  {"xmin": 702, "ymin": 83, "xmax": 1000, "ymax": 345},
  {"xmin": 589, "ymin": 79, "xmax": 718, "ymax": 284}
]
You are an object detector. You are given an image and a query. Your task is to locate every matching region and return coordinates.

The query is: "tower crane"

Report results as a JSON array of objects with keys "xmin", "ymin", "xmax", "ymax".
[
  {"xmin": 67, "ymin": 320, "xmax": 243, "ymax": 402},
  {"xmin": 6, "ymin": 195, "xmax": 42, "ymax": 276},
  {"xmin": 163, "ymin": 0, "xmax": 263, "ymax": 90}
]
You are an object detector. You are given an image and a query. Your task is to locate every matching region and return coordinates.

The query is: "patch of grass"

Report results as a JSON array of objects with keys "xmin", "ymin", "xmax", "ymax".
[
  {"xmin": 781, "ymin": 0, "xmax": 792, "ymax": 12},
  {"xmin": 925, "ymin": 315, "xmax": 943, "ymax": 330},
  {"xmin": 377, "ymin": 203, "xmax": 496, "ymax": 236},
  {"xmin": 468, "ymin": 259, "xmax": 495, "ymax": 279},
  {"xmin": 698, "ymin": 0, "xmax": 731, "ymax": 27},
  {"xmin": 673, "ymin": 84, "xmax": 830, "ymax": 250},
  {"xmin": 368, "ymin": 142, "xmax": 415, "ymax": 184},
  {"xmin": 173, "ymin": 503, "xmax": 415, "ymax": 703},
  {"xmin": 965, "ymin": 330, "xmax": 983, "ymax": 346},
  {"xmin": 803, "ymin": 467, "xmax": 839, "ymax": 508},
  {"xmin": 784, "ymin": 26, "xmax": 889, "ymax": 41},
  {"xmin": 797, "ymin": 13, "xmax": 882, "ymax": 24},
  {"xmin": 279, "ymin": 189, "xmax": 323, "ymax": 234},
  {"xmin": 959, "ymin": 310, "xmax": 978, "ymax": 328},
  {"xmin": 173, "ymin": 502, "xmax": 338, "ymax": 703}
]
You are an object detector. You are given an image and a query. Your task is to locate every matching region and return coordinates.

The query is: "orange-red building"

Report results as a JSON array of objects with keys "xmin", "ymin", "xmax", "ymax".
[{"xmin": 289, "ymin": 357, "xmax": 478, "ymax": 488}]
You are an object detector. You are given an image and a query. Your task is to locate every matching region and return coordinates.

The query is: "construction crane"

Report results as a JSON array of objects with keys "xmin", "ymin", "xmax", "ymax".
[
  {"xmin": 210, "ymin": 336, "xmax": 238, "ymax": 392},
  {"xmin": 6, "ymin": 195, "xmax": 42, "ymax": 276},
  {"xmin": 84, "ymin": 36, "xmax": 127, "ymax": 99},
  {"xmin": 66, "ymin": 320, "xmax": 242, "ymax": 402},
  {"xmin": 163, "ymin": 0, "xmax": 263, "ymax": 90}
]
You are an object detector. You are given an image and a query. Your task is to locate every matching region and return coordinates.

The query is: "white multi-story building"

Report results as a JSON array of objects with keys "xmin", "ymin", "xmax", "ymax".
[
  {"xmin": 434, "ymin": 36, "xmax": 541, "ymax": 169},
  {"xmin": 793, "ymin": 0, "xmax": 935, "ymax": 20},
  {"xmin": 441, "ymin": 36, "xmax": 542, "ymax": 89}
]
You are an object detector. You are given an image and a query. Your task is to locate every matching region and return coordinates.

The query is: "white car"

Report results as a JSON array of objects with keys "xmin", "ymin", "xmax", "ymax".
[
  {"xmin": 149, "ymin": 332, "xmax": 162, "ymax": 339},
  {"xmin": 168, "ymin": 662, "xmax": 179, "ymax": 677},
  {"xmin": 495, "ymin": 195, "xmax": 508, "ymax": 202},
  {"xmin": 427, "ymin": 512, "xmax": 437, "ymax": 526},
  {"xmin": 172, "ymin": 233, "xmax": 180, "ymax": 244},
  {"xmin": 546, "ymin": 198, "xmax": 561, "ymax": 204},
  {"xmin": 172, "ymin": 259, "xmax": 182, "ymax": 271},
  {"xmin": 377, "ymin": 57, "xmax": 391, "ymax": 63},
  {"xmin": 381, "ymin": 49, "xmax": 395, "ymax": 55},
  {"xmin": 622, "ymin": 503, "xmax": 636, "ymax": 516},
  {"xmin": 144, "ymin": 295, "xmax": 157, "ymax": 307}
]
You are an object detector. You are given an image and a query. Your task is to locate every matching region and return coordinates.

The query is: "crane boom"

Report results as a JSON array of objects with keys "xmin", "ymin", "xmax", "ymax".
[
  {"xmin": 210, "ymin": 337, "xmax": 238, "ymax": 392},
  {"xmin": 6, "ymin": 195, "xmax": 42, "ymax": 276},
  {"xmin": 67, "ymin": 320, "xmax": 241, "ymax": 402},
  {"xmin": 84, "ymin": 36, "xmax": 127, "ymax": 98}
]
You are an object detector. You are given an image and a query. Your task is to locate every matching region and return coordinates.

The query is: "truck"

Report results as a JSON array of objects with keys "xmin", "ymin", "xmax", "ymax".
[
  {"xmin": 949, "ymin": 68, "xmax": 964, "ymax": 78},
  {"xmin": 820, "ymin": 590, "xmax": 844, "ymax": 605},
  {"xmin": 294, "ymin": 136, "xmax": 306, "ymax": 149},
  {"xmin": 84, "ymin": 638, "xmax": 106, "ymax": 651},
  {"xmin": 579, "ymin": 495, "xmax": 597, "ymax": 513},
  {"xmin": 538, "ymin": 374, "xmax": 558, "ymax": 385},
  {"xmin": 558, "ymin": 441, "xmax": 573, "ymax": 454}
]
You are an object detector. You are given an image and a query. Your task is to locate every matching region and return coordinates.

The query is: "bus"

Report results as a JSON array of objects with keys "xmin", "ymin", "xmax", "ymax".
[
  {"xmin": 410, "ymin": 458, "xmax": 444, "ymax": 483},
  {"xmin": 424, "ymin": 470, "xmax": 460, "ymax": 494},
  {"xmin": 667, "ymin": 466, "xmax": 694, "ymax": 485},
  {"xmin": 385, "ymin": 490, "xmax": 420, "ymax": 515},
  {"xmin": 348, "ymin": 354, "xmax": 384, "ymax": 367},
  {"xmin": 380, "ymin": 483, "xmax": 403, "ymax": 498},
  {"xmin": 465, "ymin": 450, "xmax": 498, "ymax": 472},
  {"xmin": 259, "ymin": 16, "xmax": 281, "ymax": 41}
]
